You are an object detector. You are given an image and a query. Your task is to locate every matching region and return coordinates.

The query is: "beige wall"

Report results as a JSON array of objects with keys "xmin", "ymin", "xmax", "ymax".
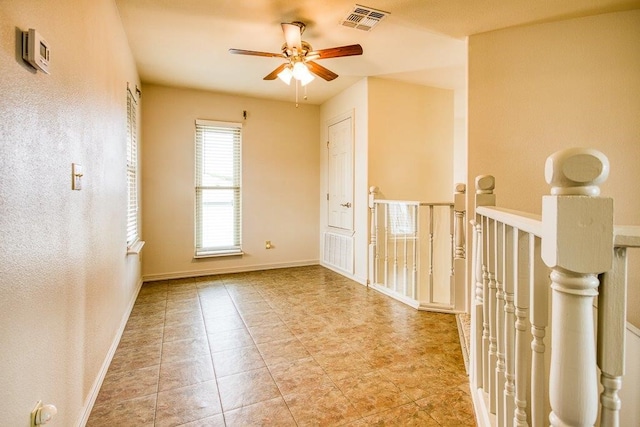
[
  {"xmin": 0, "ymin": 1, "xmax": 141, "ymax": 425},
  {"xmin": 141, "ymin": 85, "xmax": 320, "ymax": 279},
  {"xmin": 319, "ymin": 77, "xmax": 457, "ymax": 286},
  {"xmin": 368, "ymin": 78, "xmax": 454, "ymax": 201},
  {"xmin": 468, "ymin": 10, "xmax": 640, "ymax": 325}
]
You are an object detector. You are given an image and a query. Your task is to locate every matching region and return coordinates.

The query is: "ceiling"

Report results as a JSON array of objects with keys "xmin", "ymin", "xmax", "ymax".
[{"xmin": 115, "ymin": 0, "xmax": 640, "ymax": 104}]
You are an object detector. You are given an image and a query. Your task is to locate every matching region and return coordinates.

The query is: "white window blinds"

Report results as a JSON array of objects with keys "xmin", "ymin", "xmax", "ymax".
[
  {"xmin": 126, "ymin": 88, "xmax": 138, "ymax": 246},
  {"xmin": 195, "ymin": 119, "xmax": 242, "ymax": 256}
]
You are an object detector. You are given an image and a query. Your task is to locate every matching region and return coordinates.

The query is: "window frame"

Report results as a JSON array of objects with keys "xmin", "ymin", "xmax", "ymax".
[{"xmin": 194, "ymin": 119, "xmax": 243, "ymax": 258}]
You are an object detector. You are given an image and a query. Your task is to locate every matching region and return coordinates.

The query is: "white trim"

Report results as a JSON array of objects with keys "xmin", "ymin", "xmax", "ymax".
[
  {"xmin": 76, "ymin": 277, "xmax": 144, "ymax": 426},
  {"xmin": 142, "ymin": 259, "xmax": 319, "ymax": 282},
  {"xmin": 418, "ymin": 302, "xmax": 458, "ymax": 313},
  {"xmin": 195, "ymin": 118, "xmax": 243, "ymax": 128},
  {"xmin": 194, "ymin": 250, "xmax": 243, "ymax": 259},
  {"xmin": 319, "ymin": 261, "xmax": 367, "ymax": 285},
  {"xmin": 370, "ymin": 284, "xmax": 421, "ymax": 309},
  {"xmin": 470, "ymin": 386, "xmax": 494, "ymax": 427},
  {"xmin": 126, "ymin": 239, "xmax": 145, "ymax": 255},
  {"xmin": 456, "ymin": 314, "xmax": 470, "ymax": 374},
  {"xmin": 628, "ymin": 321, "xmax": 640, "ymax": 337},
  {"xmin": 325, "ymin": 109, "xmax": 355, "ymax": 232}
]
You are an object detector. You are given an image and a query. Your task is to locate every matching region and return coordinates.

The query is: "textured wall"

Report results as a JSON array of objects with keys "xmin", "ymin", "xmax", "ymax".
[
  {"xmin": 140, "ymin": 85, "xmax": 320, "ymax": 279},
  {"xmin": 468, "ymin": 11, "xmax": 640, "ymax": 324},
  {"xmin": 368, "ymin": 77, "xmax": 454, "ymax": 202},
  {"xmin": 0, "ymin": 1, "xmax": 141, "ymax": 425}
]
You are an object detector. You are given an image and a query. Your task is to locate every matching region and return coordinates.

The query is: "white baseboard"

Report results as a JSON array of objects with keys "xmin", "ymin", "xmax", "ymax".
[
  {"xmin": 369, "ymin": 284, "xmax": 421, "ymax": 309},
  {"xmin": 76, "ymin": 277, "xmax": 144, "ymax": 426},
  {"xmin": 456, "ymin": 314, "xmax": 470, "ymax": 374},
  {"xmin": 143, "ymin": 259, "xmax": 319, "ymax": 282},
  {"xmin": 471, "ymin": 386, "xmax": 494, "ymax": 427},
  {"xmin": 319, "ymin": 261, "xmax": 366, "ymax": 285}
]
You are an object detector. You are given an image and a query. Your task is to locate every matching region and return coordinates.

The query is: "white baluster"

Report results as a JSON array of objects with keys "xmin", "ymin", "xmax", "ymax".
[
  {"xmin": 503, "ymin": 225, "xmax": 516, "ymax": 427},
  {"xmin": 403, "ymin": 216, "xmax": 408, "ymax": 297},
  {"xmin": 487, "ymin": 217, "xmax": 498, "ymax": 413},
  {"xmin": 529, "ymin": 236, "xmax": 548, "ymax": 427},
  {"xmin": 369, "ymin": 186, "xmax": 378, "ymax": 287},
  {"xmin": 429, "ymin": 204, "xmax": 435, "ymax": 304},
  {"xmin": 384, "ymin": 204, "xmax": 389, "ymax": 288},
  {"xmin": 598, "ymin": 246, "xmax": 628, "ymax": 427},
  {"xmin": 542, "ymin": 148, "xmax": 613, "ymax": 427},
  {"xmin": 450, "ymin": 205, "xmax": 455, "ymax": 277},
  {"xmin": 393, "ymin": 204, "xmax": 399, "ymax": 293},
  {"xmin": 514, "ymin": 231, "xmax": 531, "ymax": 427},
  {"xmin": 374, "ymin": 204, "xmax": 379, "ymax": 286},
  {"xmin": 471, "ymin": 219, "xmax": 484, "ymax": 391},
  {"xmin": 412, "ymin": 204, "xmax": 418, "ymax": 299},
  {"xmin": 482, "ymin": 216, "xmax": 491, "ymax": 394},
  {"xmin": 495, "ymin": 222, "xmax": 506, "ymax": 423}
]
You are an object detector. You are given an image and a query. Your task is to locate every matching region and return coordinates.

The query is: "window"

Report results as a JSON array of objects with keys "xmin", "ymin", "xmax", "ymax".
[
  {"xmin": 388, "ymin": 203, "xmax": 416, "ymax": 236},
  {"xmin": 126, "ymin": 86, "xmax": 139, "ymax": 248},
  {"xmin": 195, "ymin": 120, "xmax": 242, "ymax": 257}
]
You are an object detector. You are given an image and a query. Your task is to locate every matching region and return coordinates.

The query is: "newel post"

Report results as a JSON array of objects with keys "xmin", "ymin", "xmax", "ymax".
[
  {"xmin": 471, "ymin": 176, "xmax": 495, "ymax": 391},
  {"xmin": 542, "ymin": 148, "xmax": 613, "ymax": 427},
  {"xmin": 453, "ymin": 183, "xmax": 466, "ymax": 310},
  {"xmin": 368, "ymin": 186, "xmax": 378, "ymax": 287},
  {"xmin": 454, "ymin": 183, "xmax": 467, "ymax": 260}
]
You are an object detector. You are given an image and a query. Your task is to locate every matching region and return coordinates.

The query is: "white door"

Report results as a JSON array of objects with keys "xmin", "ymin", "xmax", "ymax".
[{"xmin": 327, "ymin": 116, "xmax": 354, "ymax": 230}]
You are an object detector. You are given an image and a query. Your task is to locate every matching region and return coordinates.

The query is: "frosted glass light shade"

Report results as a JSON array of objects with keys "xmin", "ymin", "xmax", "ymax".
[
  {"xmin": 299, "ymin": 71, "xmax": 315, "ymax": 86},
  {"xmin": 277, "ymin": 67, "xmax": 293, "ymax": 85}
]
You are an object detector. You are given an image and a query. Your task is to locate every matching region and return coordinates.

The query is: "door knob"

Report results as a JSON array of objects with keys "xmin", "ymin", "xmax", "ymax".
[{"xmin": 340, "ymin": 202, "xmax": 352, "ymax": 208}]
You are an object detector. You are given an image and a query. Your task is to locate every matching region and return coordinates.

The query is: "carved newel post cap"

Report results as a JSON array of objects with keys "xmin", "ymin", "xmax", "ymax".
[
  {"xmin": 475, "ymin": 175, "xmax": 495, "ymax": 194},
  {"xmin": 455, "ymin": 183, "xmax": 466, "ymax": 193},
  {"xmin": 545, "ymin": 148, "xmax": 609, "ymax": 196},
  {"xmin": 369, "ymin": 186, "xmax": 378, "ymax": 194}
]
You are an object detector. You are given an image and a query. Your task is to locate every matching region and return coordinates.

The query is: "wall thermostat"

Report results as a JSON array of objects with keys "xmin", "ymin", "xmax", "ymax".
[{"xmin": 22, "ymin": 28, "xmax": 50, "ymax": 74}]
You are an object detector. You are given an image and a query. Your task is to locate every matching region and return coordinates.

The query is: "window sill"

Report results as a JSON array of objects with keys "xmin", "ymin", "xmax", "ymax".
[
  {"xmin": 194, "ymin": 250, "xmax": 243, "ymax": 259},
  {"xmin": 127, "ymin": 240, "xmax": 145, "ymax": 255}
]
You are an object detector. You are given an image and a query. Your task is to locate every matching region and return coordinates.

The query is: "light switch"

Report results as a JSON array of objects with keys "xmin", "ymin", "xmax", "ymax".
[{"xmin": 72, "ymin": 163, "xmax": 83, "ymax": 190}]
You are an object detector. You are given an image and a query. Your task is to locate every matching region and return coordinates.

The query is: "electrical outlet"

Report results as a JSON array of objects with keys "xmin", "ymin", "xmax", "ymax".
[
  {"xmin": 30, "ymin": 400, "xmax": 57, "ymax": 426},
  {"xmin": 30, "ymin": 401, "xmax": 42, "ymax": 427}
]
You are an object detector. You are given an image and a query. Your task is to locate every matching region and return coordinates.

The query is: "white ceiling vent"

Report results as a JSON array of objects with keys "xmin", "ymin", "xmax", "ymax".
[{"xmin": 341, "ymin": 4, "xmax": 390, "ymax": 31}]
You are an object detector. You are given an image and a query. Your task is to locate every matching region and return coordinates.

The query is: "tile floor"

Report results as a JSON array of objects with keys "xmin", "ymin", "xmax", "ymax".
[{"xmin": 87, "ymin": 266, "xmax": 475, "ymax": 426}]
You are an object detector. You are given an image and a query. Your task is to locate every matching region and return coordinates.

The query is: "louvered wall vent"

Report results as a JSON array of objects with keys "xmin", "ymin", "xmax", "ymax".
[{"xmin": 341, "ymin": 4, "xmax": 390, "ymax": 31}]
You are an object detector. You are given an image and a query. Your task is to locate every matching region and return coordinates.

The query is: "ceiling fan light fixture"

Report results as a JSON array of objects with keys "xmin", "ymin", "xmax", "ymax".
[
  {"xmin": 277, "ymin": 66, "xmax": 293, "ymax": 85},
  {"xmin": 292, "ymin": 62, "xmax": 309, "ymax": 80},
  {"xmin": 291, "ymin": 62, "xmax": 314, "ymax": 86}
]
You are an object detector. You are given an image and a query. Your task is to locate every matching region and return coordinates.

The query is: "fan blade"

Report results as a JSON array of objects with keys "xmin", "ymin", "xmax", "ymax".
[
  {"xmin": 306, "ymin": 61, "xmax": 338, "ymax": 81},
  {"xmin": 281, "ymin": 23, "xmax": 302, "ymax": 51},
  {"xmin": 229, "ymin": 48, "xmax": 284, "ymax": 58},
  {"xmin": 263, "ymin": 63, "xmax": 288, "ymax": 80},
  {"xmin": 311, "ymin": 44, "xmax": 363, "ymax": 59}
]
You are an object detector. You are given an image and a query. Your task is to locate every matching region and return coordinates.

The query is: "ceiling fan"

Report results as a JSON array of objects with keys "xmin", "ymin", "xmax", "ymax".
[{"xmin": 229, "ymin": 22, "xmax": 363, "ymax": 86}]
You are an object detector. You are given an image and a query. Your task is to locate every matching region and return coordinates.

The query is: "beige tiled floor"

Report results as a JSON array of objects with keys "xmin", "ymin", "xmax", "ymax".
[{"xmin": 88, "ymin": 266, "xmax": 475, "ymax": 426}]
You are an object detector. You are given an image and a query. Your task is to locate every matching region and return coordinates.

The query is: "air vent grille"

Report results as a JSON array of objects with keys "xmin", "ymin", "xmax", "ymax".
[{"xmin": 341, "ymin": 4, "xmax": 389, "ymax": 31}]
